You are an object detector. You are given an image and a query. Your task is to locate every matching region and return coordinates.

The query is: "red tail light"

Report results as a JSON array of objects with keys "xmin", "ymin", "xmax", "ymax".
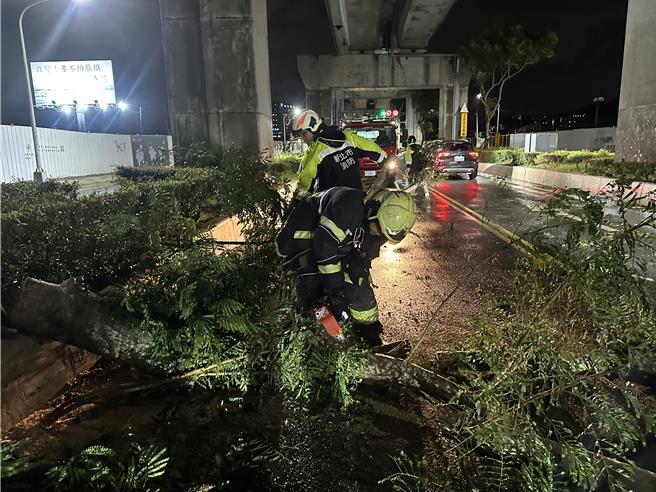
[
  {"xmin": 468, "ymin": 151, "xmax": 479, "ymax": 158},
  {"xmin": 437, "ymin": 151, "xmax": 451, "ymax": 159}
]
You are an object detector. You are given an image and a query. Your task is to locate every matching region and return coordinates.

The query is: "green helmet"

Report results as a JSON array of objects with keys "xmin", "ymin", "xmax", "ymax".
[{"xmin": 369, "ymin": 190, "xmax": 417, "ymax": 243}]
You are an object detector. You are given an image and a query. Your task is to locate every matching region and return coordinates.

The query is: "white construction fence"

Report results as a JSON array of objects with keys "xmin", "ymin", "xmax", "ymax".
[
  {"xmin": 506, "ymin": 127, "xmax": 616, "ymax": 153},
  {"xmin": 1, "ymin": 125, "xmax": 173, "ymax": 183}
]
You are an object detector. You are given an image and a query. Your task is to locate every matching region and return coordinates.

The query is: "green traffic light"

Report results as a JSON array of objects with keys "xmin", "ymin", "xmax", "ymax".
[{"xmin": 378, "ymin": 109, "xmax": 385, "ymax": 118}]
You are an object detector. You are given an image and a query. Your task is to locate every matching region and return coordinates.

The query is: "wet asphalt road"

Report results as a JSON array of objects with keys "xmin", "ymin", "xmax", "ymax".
[{"xmin": 372, "ymin": 175, "xmax": 655, "ymax": 358}]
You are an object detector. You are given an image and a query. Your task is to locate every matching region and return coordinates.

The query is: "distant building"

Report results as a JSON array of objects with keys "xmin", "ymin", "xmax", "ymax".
[
  {"xmin": 508, "ymin": 100, "xmax": 618, "ymax": 134},
  {"xmin": 272, "ymin": 102, "xmax": 295, "ymax": 141}
]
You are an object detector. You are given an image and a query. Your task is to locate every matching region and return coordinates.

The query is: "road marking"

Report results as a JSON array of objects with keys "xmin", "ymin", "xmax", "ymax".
[
  {"xmin": 429, "ymin": 185, "xmax": 655, "ymax": 282},
  {"xmin": 429, "ymin": 187, "xmax": 535, "ymax": 257}
]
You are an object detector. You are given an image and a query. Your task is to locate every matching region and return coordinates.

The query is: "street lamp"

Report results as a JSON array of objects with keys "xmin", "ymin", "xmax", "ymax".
[
  {"xmin": 475, "ymin": 93, "xmax": 482, "ymax": 143},
  {"xmin": 593, "ymin": 96, "xmax": 605, "ymax": 128},
  {"xmin": 19, "ymin": 0, "xmax": 85, "ymax": 182},
  {"xmin": 118, "ymin": 101, "xmax": 143, "ymax": 134}
]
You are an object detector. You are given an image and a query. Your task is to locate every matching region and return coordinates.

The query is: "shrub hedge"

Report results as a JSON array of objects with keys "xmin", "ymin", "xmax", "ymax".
[
  {"xmin": 270, "ymin": 152, "xmax": 301, "ymax": 182},
  {"xmin": 1, "ymin": 147, "xmax": 284, "ymax": 299},
  {"xmin": 479, "ymin": 148, "xmax": 656, "ymax": 182}
]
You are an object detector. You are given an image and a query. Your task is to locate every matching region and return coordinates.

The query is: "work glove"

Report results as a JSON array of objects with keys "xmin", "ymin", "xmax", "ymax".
[{"xmin": 327, "ymin": 289, "xmax": 349, "ymax": 322}]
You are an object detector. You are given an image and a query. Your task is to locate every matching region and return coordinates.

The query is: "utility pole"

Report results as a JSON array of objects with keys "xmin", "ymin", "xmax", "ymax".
[{"xmin": 593, "ymin": 96, "xmax": 604, "ymax": 127}]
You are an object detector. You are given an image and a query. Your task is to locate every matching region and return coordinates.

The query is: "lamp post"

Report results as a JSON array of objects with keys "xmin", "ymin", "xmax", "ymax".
[
  {"xmin": 20, "ymin": 0, "xmax": 85, "ymax": 182},
  {"xmin": 19, "ymin": 0, "xmax": 54, "ymax": 182},
  {"xmin": 475, "ymin": 93, "xmax": 482, "ymax": 145},
  {"xmin": 593, "ymin": 96, "xmax": 605, "ymax": 128},
  {"xmin": 118, "ymin": 101, "xmax": 143, "ymax": 134}
]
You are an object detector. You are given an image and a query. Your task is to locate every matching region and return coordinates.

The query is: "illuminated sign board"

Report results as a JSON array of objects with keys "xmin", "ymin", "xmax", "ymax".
[{"xmin": 30, "ymin": 60, "xmax": 116, "ymax": 106}]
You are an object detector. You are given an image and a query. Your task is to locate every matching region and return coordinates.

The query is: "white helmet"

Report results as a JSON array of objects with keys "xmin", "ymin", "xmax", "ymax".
[{"xmin": 290, "ymin": 109, "xmax": 322, "ymax": 135}]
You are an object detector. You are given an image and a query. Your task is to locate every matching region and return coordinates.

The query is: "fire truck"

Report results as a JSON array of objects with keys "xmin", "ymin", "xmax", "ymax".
[{"xmin": 341, "ymin": 118, "xmax": 399, "ymax": 182}]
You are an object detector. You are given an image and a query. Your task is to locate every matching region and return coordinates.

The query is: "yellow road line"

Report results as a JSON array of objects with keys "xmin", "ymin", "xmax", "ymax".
[{"xmin": 430, "ymin": 187, "xmax": 535, "ymax": 257}]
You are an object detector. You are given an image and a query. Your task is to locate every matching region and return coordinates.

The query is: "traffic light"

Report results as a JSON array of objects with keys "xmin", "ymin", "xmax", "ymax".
[{"xmin": 378, "ymin": 108, "xmax": 400, "ymax": 118}]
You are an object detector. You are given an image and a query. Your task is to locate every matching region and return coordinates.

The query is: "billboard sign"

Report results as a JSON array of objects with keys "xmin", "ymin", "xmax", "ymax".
[{"xmin": 30, "ymin": 60, "xmax": 116, "ymax": 106}]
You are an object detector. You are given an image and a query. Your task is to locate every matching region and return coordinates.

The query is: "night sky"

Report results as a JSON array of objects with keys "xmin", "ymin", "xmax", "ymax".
[{"xmin": 1, "ymin": 0, "xmax": 628, "ymax": 134}]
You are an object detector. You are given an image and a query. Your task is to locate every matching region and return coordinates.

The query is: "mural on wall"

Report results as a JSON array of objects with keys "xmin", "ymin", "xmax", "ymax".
[{"xmin": 130, "ymin": 135, "xmax": 170, "ymax": 166}]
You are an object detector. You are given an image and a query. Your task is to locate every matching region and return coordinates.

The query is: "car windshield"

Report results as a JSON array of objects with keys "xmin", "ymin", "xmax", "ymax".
[
  {"xmin": 349, "ymin": 127, "xmax": 396, "ymax": 147},
  {"xmin": 443, "ymin": 141, "xmax": 472, "ymax": 151}
]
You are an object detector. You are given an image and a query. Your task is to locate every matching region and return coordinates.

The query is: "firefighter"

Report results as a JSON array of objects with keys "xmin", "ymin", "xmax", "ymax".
[
  {"xmin": 289, "ymin": 109, "xmax": 387, "ymax": 203},
  {"xmin": 276, "ymin": 186, "xmax": 417, "ymax": 346},
  {"xmin": 405, "ymin": 135, "xmax": 423, "ymax": 184}
]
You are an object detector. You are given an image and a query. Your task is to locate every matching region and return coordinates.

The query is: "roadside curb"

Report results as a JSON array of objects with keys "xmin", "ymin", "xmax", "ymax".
[{"xmin": 479, "ymin": 163, "xmax": 656, "ymax": 201}]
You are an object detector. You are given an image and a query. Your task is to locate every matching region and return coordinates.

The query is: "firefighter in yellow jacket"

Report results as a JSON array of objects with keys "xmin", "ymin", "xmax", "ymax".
[{"xmin": 289, "ymin": 109, "xmax": 387, "ymax": 203}]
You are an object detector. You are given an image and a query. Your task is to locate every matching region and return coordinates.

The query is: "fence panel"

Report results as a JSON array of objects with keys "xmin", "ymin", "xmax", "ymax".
[{"xmin": 1, "ymin": 125, "xmax": 173, "ymax": 182}]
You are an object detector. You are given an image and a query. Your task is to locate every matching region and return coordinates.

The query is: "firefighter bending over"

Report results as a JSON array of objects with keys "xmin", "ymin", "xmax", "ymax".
[
  {"xmin": 276, "ymin": 187, "xmax": 417, "ymax": 346},
  {"xmin": 289, "ymin": 109, "xmax": 387, "ymax": 203}
]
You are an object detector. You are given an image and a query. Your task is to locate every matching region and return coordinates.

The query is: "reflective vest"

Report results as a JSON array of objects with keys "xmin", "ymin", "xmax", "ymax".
[{"xmin": 294, "ymin": 128, "xmax": 387, "ymax": 200}]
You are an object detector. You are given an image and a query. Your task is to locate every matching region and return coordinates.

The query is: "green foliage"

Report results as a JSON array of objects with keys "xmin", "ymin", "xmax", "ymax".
[
  {"xmin": 263, "ymin": 315, "xmax": 369, "ymax": 408},
  {"xmin": 1, "ymin": 440, "xmax": 34, "ymax": 478},
  {"xmin": 45, "ymin": 443, "xmax": 168, "ymax": 491},
  {"xmin": 270, "ymin": 152, "xmax": 301, "ymax": 183},
  {"xmin": 2, "ymin": 441, "xmax": 168, "ymax": 492},
  {"xmin": 1, "ymin": 181, "xmax": 195, "ymax": 295},
  {"xmin": 1, "ymin": 146, "xmax": 284, "ymax": 299},
  {"xmin": 480, "ymin": 148, "xmax": 656, "ymax": 182},
  {"xmin": 460, "ymin": 25, "xmax": 558, "ymax": 138},
  {"xmin": 378, "ymin": 451, "xmax": 432, "ymax": 492},
  {"xmin": 445, "ymin": 183, "xmax": 656, "ymax": 490},
  {"xmin": 115, "ymin": 165, "xmax": 176, "ymax": 181},
  {"xmin": 416, "ymin": 139, "xmax": 442, "ymax": 162},
  {"xmin": 461, "ymin": 25, "xmax": 558, "ymax": 85},
  {"xmin": 479, "ymin": 147, "xmax": 536, "ymax": 166},
  {"xmin": 113, "ymin": 248, "xmax": 259, "ymax": 382}
]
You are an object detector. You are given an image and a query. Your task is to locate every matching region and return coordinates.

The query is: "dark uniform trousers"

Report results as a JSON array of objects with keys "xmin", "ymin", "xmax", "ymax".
[{"xmin": 276, "ymin": 189, "xmax": 379, "ymax": 324}]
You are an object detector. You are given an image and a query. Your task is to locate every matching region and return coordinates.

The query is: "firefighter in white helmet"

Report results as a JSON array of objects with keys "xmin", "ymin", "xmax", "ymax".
[{"xmin": 289, "ymin": 109, "xmax": 387, "ymax": 204}]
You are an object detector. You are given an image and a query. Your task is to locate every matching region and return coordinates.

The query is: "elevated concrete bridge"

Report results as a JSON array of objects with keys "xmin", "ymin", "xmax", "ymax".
[
  {"xmin": 158, "ymin": 0, "xmax": 654, "ymax": 157},
  {"xmin": 325, "ymin": 0, "xmax": 456, "ymax": 53},
  {"xmin": 310, "ymin": 0, "xmax": 467, "ymax": 140}
]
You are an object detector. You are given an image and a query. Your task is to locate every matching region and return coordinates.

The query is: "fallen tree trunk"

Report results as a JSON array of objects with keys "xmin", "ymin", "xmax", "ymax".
[
  {"xmin": 9, "ymin": 279, "xmax": 656, "ymax": 490},
  {"xmin": 9, "ymin": 278, "xmax": 158, "ymax": 372},
  {"xmin": 9, "ymin": 279, "xmax": 467, "ymax": 397}
]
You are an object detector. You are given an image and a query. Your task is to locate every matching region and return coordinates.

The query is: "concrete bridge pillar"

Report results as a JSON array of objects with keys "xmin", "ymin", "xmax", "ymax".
[
  {"xmin": 160, "ymin": 0, "xmax": 273, "ymax": 151},
  {"xmin": 616, "ymin": 0, "xmax": 656, "ymax": 162}
]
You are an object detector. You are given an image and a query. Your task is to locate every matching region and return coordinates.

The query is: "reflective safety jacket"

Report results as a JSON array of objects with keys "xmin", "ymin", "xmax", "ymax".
[
  {"xmin": 406, "ymin": 143, "xmax": 422, "ymax": 175},
  {"xmin": 294, "ymin": 126, "xmax": 387, "ymax": 200},
  {"xmin": 276, "ymin": 186, "xmax": 385, "ymax": 297}
]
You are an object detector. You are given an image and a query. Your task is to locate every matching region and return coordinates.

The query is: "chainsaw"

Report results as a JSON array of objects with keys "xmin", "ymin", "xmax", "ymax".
[{"xmin": 313, "ymin": 304, "xmax": 347, "ymax": 342}]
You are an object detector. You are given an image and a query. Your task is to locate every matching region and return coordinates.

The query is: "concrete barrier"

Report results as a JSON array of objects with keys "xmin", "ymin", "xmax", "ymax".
[{"xmin": 479, "ymin": 163, "xmax": 655, "ymax": 202}]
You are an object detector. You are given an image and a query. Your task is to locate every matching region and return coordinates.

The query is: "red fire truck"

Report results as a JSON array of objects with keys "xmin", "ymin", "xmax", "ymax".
[{"xmin": 341, "ymin": 118, "xmax": 398, "ymax": 182}]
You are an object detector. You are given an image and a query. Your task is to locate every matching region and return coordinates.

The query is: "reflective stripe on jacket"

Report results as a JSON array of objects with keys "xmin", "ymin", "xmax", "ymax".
[{"xmin": 295, "ymin": 128, "xmax": 386, "ymax": 200}]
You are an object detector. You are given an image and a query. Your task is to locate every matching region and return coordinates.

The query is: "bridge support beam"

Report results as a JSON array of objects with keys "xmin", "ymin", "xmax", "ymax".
[
  {"xmin": 160, "ymin": 0, "xmax": 273, "ymax": 151},
  {"xmin": 616, "ymin": 0, "xmax": 656, "ymax": 162},
  {"xmin": 298, "ymin": 54, "xmax": 470, "ymax": 140}
]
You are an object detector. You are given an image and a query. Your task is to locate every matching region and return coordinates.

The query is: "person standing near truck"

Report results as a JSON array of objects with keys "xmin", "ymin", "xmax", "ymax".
[{"xmin": 288, "ymin": 109, "xmax": 387, "ymax": 205}]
